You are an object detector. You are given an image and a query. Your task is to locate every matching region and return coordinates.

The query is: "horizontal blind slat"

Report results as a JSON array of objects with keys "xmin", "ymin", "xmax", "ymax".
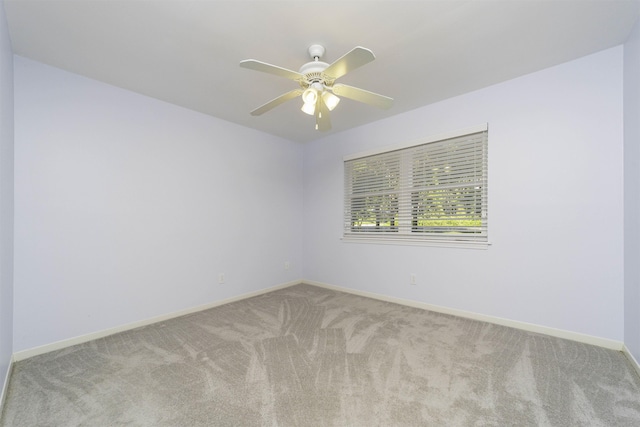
[{"xmin": 345, "ymin": 129, "xmax": 488, "ymax": 242}]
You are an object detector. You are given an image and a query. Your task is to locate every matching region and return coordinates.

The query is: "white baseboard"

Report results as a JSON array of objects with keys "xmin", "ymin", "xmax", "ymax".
[
  {"xmin": 13, "ymin": 280, "xmax": 302, "ymax": 362},
  {"xmin": 0, "ymin": 355, "xmax": 14, "ymax": 414},
  {"xmin": 622, "ymin": 344, "xmax": 640, "ymax": 378},
  {"xmin": 12, "ymin": 278, "xmax": 627, "ymax": 362},
  {"xmin": 304, "ymin": 280, "xmax": 624, "ymax": 351}
]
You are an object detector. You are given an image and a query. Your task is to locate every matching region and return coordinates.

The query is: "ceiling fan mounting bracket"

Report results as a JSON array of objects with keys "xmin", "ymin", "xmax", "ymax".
[{"xmin": 307, "ymin": 44, "xmax": 325, "ymax": 61}]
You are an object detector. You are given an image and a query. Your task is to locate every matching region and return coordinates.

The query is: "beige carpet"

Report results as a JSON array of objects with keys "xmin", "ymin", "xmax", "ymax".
[{"xmin": 1, "ymin": 283, "xmax": 640, "ymax": 426}]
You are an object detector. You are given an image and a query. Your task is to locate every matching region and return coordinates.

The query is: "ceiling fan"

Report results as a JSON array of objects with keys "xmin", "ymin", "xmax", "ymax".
[{"xmin": 240, "ymin": 44, "xmax": 393, "ymax": 132}]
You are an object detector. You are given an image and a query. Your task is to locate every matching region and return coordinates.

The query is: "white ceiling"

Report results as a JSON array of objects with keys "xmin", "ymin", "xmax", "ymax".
[{"xmin": 5, "ymin": 0, "xmax": 640, "ymax": 143}]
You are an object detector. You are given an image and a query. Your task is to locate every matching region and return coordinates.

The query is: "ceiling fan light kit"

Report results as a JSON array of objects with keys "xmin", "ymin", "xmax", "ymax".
[{"xmin": 240, "ymin": 44, "xmax": 393, "ymax": 132}]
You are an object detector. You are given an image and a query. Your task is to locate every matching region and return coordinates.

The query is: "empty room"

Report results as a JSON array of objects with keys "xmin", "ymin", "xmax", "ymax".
[{"xmin": 0, "ymin": 0, "xmax": 640, "ymax": 425}]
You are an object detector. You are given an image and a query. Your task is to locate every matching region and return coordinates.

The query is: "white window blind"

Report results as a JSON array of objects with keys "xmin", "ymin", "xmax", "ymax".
[{"xmin": 344, "ymin": 127, "xmax": 488, "ymax": 246}]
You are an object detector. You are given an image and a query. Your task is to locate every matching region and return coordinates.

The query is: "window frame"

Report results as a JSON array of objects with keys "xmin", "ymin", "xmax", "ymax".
[{"xmin": 342, "ymin": 124, "xmax": 489, "ymax": 249}]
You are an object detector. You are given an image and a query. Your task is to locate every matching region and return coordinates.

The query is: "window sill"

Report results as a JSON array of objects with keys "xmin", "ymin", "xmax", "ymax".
[{"xmin": 341, "ymin": 236, "xmax": 491, "ymax": 249}]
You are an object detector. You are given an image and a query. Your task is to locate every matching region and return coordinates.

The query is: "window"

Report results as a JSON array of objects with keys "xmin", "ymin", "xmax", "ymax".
[{"xmin": 343, "ymin": 125, "xmax": 488, "ymax": 247}]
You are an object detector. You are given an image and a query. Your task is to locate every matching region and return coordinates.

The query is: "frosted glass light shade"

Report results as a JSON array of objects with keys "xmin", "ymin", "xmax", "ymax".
[
  {"xmin": 302, "ymin": 88, "xmax": 318, "ymax": 104},
  {"xmin": 323, "ymin": 91, "xmax": 340, "ymax": 111},
  {"xmin": 301, "ymin": 101, "xmax": 316, "ymax": 115}
]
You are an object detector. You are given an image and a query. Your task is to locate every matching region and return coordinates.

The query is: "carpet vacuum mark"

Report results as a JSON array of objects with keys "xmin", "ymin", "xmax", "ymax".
[{"xmin": 1, "ymin": 284, "xmax": 640, "ymax": 426}]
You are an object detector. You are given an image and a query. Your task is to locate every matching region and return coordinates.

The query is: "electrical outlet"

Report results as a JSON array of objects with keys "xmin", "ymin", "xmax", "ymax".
[
  {"xmin": 410, "ymin": 274, "xmax": 417, "ymax": 285},
  {"xmin": 218, "ymin": 273, "xmax": 225, "ymax": 284},
  {"xmin": 284, "ymin": 261, "xmax": 290, "ymax": 270}
]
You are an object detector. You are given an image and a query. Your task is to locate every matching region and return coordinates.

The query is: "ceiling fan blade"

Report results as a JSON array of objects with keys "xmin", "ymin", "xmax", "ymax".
[
  {"xmin": 240, "ymin": 59, "xmax": 305, "ymax": 82},
  {"xmin": 250, "ymin": 89, "xmax": 303, "ymax": 116},
  {"xmin": 323, "ymin": 47, "xmax": 376, "ymax": 80},
  {"xmin": 332, "ymin": 84, "xmax": 393, "ymax": 109},
  {"xmin": 315, "ymin": 97, "xmax": 331, "ymax": 131}
]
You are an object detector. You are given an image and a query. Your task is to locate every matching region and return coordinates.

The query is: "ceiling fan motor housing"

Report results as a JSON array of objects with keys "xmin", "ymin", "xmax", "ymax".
[{"xmin": 299, "ymin": 62, "xmax": 331, "ymax": 86}]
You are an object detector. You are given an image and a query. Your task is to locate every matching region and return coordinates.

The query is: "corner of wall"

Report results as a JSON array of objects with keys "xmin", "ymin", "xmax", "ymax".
[
  {"xmin": 0, "ymin": 0, "xmax": 15, "ymax": 411},
  {"xmin": 624, "ymin": 16, "xmax": 640, "ymax": 365}
]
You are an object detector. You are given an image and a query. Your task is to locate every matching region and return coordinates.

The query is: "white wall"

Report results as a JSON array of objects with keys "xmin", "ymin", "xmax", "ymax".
[
  {"xmin": 624, "ymin": 18, "xmax": 640, "ymax": 362},
  {"xmin": 0, "ymin": 0, "xmax": 14, "ymax": 397},
  {"xmin": 13, "ymin": 57, "xmax": 304, "ymax": 352},
  {"xmin": 303, "ymin": 47, "xmax": 624, "ymax": 342},
  {"xmin": 9, "ymin": 44, "xmax": 630, "ymax": 353}
]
